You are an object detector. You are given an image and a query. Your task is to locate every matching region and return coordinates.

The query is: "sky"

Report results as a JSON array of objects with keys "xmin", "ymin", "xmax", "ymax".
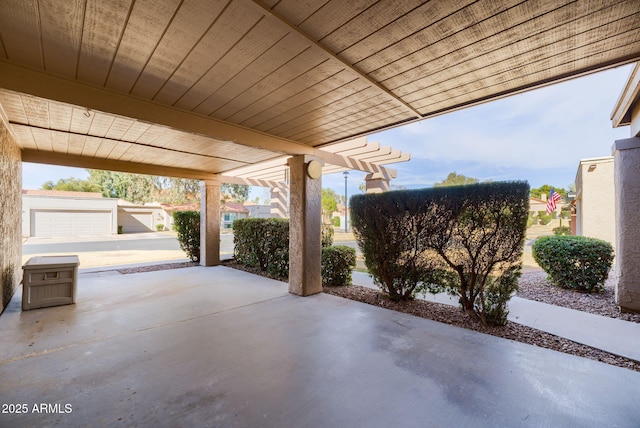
[{"xmin": 22, "ymin": 63, "xmax": 635, "ymax": 202}]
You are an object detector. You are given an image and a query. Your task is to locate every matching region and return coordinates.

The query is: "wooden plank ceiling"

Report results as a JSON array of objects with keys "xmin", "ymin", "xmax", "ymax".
[{"xmin": 0, "ymin": 0, "xmax": 638, "ymax": 179}]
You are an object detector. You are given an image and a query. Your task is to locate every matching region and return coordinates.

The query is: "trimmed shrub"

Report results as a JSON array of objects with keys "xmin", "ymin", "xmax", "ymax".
[
  {"xmin": 532, "ymin": 235, "xmax": 614, "ymax": 292},
  {"xmin": 538, "ymin": 213, "xmax": 552, "ymax": 225},
  {"xmin": 156, "ymin": 224, "xmax": 164, "ymax": 232},
  {"xmin": 321, "ymin": 223, "xmax": 334, "ymax": 247},
  {"xmin": 233, "ymin": 218, "xmax": 289, "ymax": 277},
  {"xmin": 234, "ymin": 218, "xmax": 355, "ymax": 282},
  {"xmin": 351, "ymin": 181, "xmax": 529, "ymax": 326},
  {"xmin": 173, "ymin": 211, "xmax": 200, "ymax": 262},
  {"xmin": 331, "ymin": 216, "xmax": 340, "ymax": 227},
  {"xmin": 350, "ymin": 192, "xmax": 441, "ymax": 301},
  {"xmin": 322, "ymin": 245, "xmax": 356, "ymax": 286},
  {"xmin": 553, "ymin": 226, "xmax": 571, "ymax": 235}
]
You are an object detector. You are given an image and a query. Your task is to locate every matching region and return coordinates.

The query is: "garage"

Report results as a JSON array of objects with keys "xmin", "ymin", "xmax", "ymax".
[
  {"xmin": 22, "ymin": 190, "xmax": 119, "ymax": 237},
  {"xmin": 118, "ymin": 211, "xmax": 154, "ymax": 233},
  {"xmin": 30, "ymin": 210, "xmax": 113, "ymax": 237}
]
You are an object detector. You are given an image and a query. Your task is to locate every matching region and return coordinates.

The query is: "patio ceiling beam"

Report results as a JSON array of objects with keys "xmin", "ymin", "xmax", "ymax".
[
  {"xmin": 224, "ymin": 155, "xmax": 291, "ymax": 178},
  {"xmin": 333, "ymin": 142, "xmax": 381, "ymax": 157},
  {"xmin": 314, "ymin": 149, "xmax": 397, "ymax": 179},
  {"xmin": 316, "ymin": 137, "xmax": 369, "ymax": 153},
  {"xmin": 220, "ymin": 174, "xmax": 287, "ymax": 189},
  {"xmin": 22, "ymin": 149, "xmax": 218, "ymax": 181},
  {"xmin": 0, "ymin": 61, "xmax": 314, "ymax": 157}
]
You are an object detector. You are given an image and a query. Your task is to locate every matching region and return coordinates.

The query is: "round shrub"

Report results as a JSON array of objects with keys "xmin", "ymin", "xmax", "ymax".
[
  {"xmin": 532, "ymin": 235, "xmax": 614, "ymax": 292},
  {"xmin": 321, "ymin": 245, "xmax": 356, "ymax": 286}
]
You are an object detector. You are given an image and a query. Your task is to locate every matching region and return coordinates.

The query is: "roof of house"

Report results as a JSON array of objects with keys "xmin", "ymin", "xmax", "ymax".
[
  {"xmin": 224, "ymin": 202, "xmax": 249, "ymax": 214},
  {"xmin": 160, "ymin": 203, "xmax": 199, "ymax": 213},
  {"xmin": 529, "ymin": 197, "xmax": 547, "ymax": 204},
  {"xmin": 22, "ymin": 189, "xmax": 104, "ymax": 198}
]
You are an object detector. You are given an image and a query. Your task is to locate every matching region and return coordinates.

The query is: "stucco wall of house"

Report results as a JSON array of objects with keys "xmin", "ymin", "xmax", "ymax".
[
  {"xmin": 0, "ymin": 119, "xmax": 22, "ymax": 311},
  {"xmin": 575, "ymin": 157, "xmax": 616, "ymax": 248}
]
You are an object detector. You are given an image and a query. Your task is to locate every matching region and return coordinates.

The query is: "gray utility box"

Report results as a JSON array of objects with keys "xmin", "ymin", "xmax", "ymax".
[{"xmin": 22, "ymin": 256, "xmax": 80, "ymax": 311}]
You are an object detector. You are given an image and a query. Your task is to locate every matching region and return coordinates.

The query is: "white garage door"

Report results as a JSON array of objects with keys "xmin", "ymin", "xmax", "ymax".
[
  {"xmin": 119, "ymin": 211, "xmax": 153, "ymax": 233},
  {"xmin": 31, "ymin": 210, "xmax": 112, "ymax": 237}
]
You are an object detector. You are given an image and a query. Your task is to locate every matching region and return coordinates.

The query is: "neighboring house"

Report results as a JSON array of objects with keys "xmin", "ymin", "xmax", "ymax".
[
  {"xmin": 159, "ymin": 203, "xmax": 199, "ymax": 231},
  {"xmin": 160, "ymin": 202, "xmax": 249, "ymax": 230},
  {"xmin": 222, "ymin": 202, "xmax": 249, "ymax": 229},
  {"xmin": 117, "ymin": 200, "xmax": 165, "ymax": 233},
  {"xmin": 332, "ymin": 203, "xmax": 351, "ymax": 230},
  {"xmin": 243, "ymin": 202, "xmax": 272, "ymax": 219},
  {"xmin": 574, "ymin": 156, "xmax": 615, "ymax": 248},
  {"xmin": 22, "ymin": 190, "xmax": 118, "ymax": 237},
  {"xmin": 529, "ymin": 195, "xmax": 562, "ymax": 216}
]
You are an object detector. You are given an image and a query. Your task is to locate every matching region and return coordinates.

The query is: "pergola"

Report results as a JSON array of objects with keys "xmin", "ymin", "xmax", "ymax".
[{"xmin": 0, "ymin": 1, "xmax": 639, "ymax": 305}]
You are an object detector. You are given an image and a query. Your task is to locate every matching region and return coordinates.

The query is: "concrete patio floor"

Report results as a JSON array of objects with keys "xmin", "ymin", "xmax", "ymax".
[{"xmin": 1, "ymin": 266, "xmax": 639, "ymax": 427}]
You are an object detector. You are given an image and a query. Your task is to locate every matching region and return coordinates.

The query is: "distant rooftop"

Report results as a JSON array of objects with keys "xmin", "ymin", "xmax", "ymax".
[{"xmin": 22, "ymin": 189, "xmax": 103, "ymax": 198}]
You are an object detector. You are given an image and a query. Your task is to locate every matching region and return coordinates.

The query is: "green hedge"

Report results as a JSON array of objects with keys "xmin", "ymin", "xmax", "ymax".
[
  {"xmin": 532, "ymin": 235, "xmax": 614, "ymax": 292},
  {"xmin": 322, "ymin": 245, "xmax": 356, "ymax": 286},
  {"xmin": 233, "ymin": 218, "xmax": 349, "ymax": 282},
  {"xmin": 233, "ymin": 218, "xmax": 290, "ymax": 277},
  {"xmin": 173, "ymin": 211, "xmax": 200, "ymax": 262},
  {"xmin": 350, "ymin": 181, "xmax": 529, "ymax": 326}
]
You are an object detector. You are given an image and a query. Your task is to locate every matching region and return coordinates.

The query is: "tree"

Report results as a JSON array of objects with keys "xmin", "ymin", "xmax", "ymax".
[
  {"xmin": 530, "ymin": 184, "xmax": 567, "ymax": 199},
  {"xmin": 322, "ymin": 188, "xmax": 339, "ymax": 223},
  {"xmin": 87, "ymin": 170, "xmax": 160, "ymax": 203},
  {"xmin": 221, "ymin": 184, "xmax": 249, "ymax": 203},
  {"xmin": 41, "ymin": 177, "xmax": 100, "ymax": 193},
  {"xmin": 155, "ymin": 177, "xmax": 200, "ymax": 204},
  {"xmin": 433, "ymin": 172, "xmax": 479, "ymax": 187},
  {"xmin": 85, "ymin": 169, "xmax": 249, "ymax": 205}
]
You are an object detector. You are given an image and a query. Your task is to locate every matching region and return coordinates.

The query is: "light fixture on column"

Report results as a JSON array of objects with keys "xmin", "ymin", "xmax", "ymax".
[{"xmin": 343, "ymin": 171, "xmax": 349, "ymax": 233}]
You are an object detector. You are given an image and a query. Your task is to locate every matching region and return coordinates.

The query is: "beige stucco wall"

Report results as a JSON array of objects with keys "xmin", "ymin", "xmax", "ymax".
[
  {"xmin": 0, "ymin": 119, "xmax": 22, "ymax": 311},
  {"xmin": 574, "ymin": 157, "xmax": 616, "ymax": 248}
]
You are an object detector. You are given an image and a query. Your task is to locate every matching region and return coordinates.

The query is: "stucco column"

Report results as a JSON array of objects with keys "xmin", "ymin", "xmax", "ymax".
[
  {"xmin": 287, "ymin": 155, "xmax": 323, "ymax": 296},
  {"xmin": 365, "ymin": 172, "xmax": 390, "ymax": 193},
  {"xmin": 0, "ymin": 117, "xmax": 22, "ymax": 311},
  {"xmin": 200, "ymin": 178, "xmax": 221, "ymax": 267},
  {"xmin": 613, "ymin": 137, "xmax": 640, "ymax": 312}
]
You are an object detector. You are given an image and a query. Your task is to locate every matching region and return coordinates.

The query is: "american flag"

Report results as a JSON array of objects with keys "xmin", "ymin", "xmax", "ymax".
[{"xmin": 546, "ymin": 190, "xmax": 562, "ymax": 214}]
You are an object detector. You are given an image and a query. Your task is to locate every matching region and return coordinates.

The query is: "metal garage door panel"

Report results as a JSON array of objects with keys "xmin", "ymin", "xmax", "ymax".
[{"xmin": 32, "ymin": 210, "xmax": 111, "ymax": 237}]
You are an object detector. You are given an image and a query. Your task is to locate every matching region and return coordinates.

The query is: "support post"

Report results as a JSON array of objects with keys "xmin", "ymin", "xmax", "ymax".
[
  {"xmin": 365, "ymin": 172, "xmax": 390, "ymax": 193},
  {"xmin": 287, "ymin": 155, "xmax": 323, "ymax": 296},
  {"xmin": 200, "ymin": 178, "xmax": 221, "ymax": 267},
  {"xmin": 613, "ymin": 137, "xmax": 640, "ymax": 312}
]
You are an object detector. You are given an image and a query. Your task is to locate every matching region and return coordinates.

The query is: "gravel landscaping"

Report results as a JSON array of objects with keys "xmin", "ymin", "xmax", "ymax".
[{"xmin": 114, "ymin": 260, "xmax": 640, "ymax": 372}]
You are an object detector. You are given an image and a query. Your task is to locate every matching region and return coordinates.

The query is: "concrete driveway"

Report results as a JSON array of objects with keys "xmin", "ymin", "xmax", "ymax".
[{"xmin": 0, "ymin": 266, "xmax": 637, "ymax": 427}]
